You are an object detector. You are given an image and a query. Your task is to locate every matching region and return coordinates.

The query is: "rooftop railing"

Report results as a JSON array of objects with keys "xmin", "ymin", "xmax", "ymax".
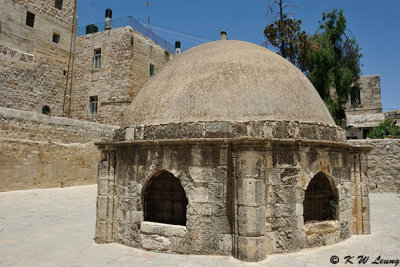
[{"xmin": 78, "ymin": 16, "xmax": 175, "ymax": 53}]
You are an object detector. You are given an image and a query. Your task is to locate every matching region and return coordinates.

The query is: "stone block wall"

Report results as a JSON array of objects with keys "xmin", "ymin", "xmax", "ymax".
[
  {"xmin": 95, "ymin": 136, "xmax": 371, "ymax": 261},
  {"xmin": 345, "ymin": 75, "xmax": 383, "ymax": 116},
  {"xmin": 385, "ymin": 110, "xmax": 400, "ymax": 126},
  {"xmin": 95, "ymin": 143, "xmax": 231, "ymax": 256},
  {"xmin": 0, "ymin": 0, "xmax": 76, "ymax": 116},
  {"xmin": 350, "ymin": 139, "xmax": 400, "ymax": 193},
  {"xmin": 264, "ymin": 143, "xmax": 358, "ymax": 254},
  {"xmin": 71, "ymin": 26, "xmax": 170, "ymax": 125},
  {"xmin": 0, "ymin": 107, "xmax": 117, "ymax": 191}
]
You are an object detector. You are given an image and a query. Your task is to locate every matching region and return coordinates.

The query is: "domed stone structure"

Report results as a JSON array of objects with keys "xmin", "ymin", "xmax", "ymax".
[
  {"xmin": 123, "ymin": 40, "xmax": 334, "ymax": 126},
  {"xmin": 95, "ymin": 38, "xmax": 371, "ymax": 262}
]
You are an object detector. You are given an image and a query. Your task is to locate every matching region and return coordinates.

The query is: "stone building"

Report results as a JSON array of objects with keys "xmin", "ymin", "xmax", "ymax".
[
  {"xmin": 70, "ymin": 19, "xmax": 172, "ymax": 125},
  {"xmin": 0, "ymin": 0, "xmax": 77, "ymax": 116},
  {"xmin": 0, "ymin": 1, "xmax": 173, "ymax": 124},
  {"xmin": 345, "ymin": 75, "xmax": 385, "ymax": 139},
  {"xmin": 94, "ymin": 39, "xmax": 371, "ymax": 262}
]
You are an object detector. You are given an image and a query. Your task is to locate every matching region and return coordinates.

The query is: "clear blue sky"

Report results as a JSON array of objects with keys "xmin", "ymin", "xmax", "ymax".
[{"xmin": 77, "ymin": 0, "xmax": 399, "ymax": 112}]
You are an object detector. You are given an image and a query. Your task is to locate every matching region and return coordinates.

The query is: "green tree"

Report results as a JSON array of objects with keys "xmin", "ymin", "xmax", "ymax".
[
  {"xmin": 264, "ymin": 6, "xmax": 363, "ymax": 126},
  {"xmin": 307, "ymin": 9, "xmax": 362, "ymax": 125},
  {"xmin": 263, "ymin": 0, "xmax": 311, "ymax": 71}
]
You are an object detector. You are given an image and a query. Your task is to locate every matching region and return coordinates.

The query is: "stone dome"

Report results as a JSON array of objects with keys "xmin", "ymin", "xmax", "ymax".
[{"xmin": 123, "ymin": 40, "xmax": 335, "ymax": 127}]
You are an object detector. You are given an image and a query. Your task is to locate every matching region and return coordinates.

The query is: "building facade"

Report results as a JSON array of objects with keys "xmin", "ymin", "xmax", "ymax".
[
  {"xmin": 0, "ymin": 0, "xmax": 77, "ymax": 116},
  {"xmin": 345, "ymin": 75, "xmax": 385, "ymax": 139},
  {"xmin": 70, "ymin": 25, "xmax": 171, "ymax": 125}
]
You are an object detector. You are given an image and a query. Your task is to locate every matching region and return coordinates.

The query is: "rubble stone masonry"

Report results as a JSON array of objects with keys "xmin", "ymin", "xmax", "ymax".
[{"xmin": 350, "ymin": 139, "xmax": 400, "ymax": 193}]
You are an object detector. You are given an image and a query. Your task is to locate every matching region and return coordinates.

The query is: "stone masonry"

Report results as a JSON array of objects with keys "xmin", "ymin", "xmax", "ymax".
[
  {"xmin": 70, "ymin": 26, "xmax": 171, "ymax": 125},
  {"xmin": 0, "ymin": 107, "xmax": 117, "ymax": 191},
  {"xmin": 94, "ymin": 39, "xmax": 372, "ymax": 262},
  {"xmin": 345, "ymin": 75, "xmax": 383, "ymax": 116},
  {"xmin": 95, "ymin": 120, "xmax": 371, "ymax": 262},
  {"xmin": 0, "ymin": 0, "xmax": 76, "ymax": 116},
  {"xmin": 350, "ymin": 139, "xmax": 400, "ymax": 193}
]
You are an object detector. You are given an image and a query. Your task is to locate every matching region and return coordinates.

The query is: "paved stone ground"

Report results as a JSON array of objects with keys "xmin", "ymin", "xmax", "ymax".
[{"xmin": 0, "ymin": 186, "xmax": 399, "ymax": 267}]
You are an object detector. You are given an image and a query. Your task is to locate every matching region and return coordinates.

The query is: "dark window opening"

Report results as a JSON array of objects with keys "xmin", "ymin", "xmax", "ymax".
[
  {"xmin": 53, "ymin": 33, "xmax": 60, "ymax": 43},
  {"xmin": 93, "ymin": 48, "xmax": 101, "ymax": 70},
  {"xmin": 149, "ymin": 63, "xmax": 156, "ymax": 77},
  {"xmin": 26, "ymin": 12, "xmax": 35, "ymax": 28},
  {"xmin": 144, "ymin": 171, "xmax": 188, "ymax": 226},
  {"xmin": 89, "ymin": 96, "xmax": 98, "ymax": 115},
  {"xmin": 363, "ymin": 128, "xmax": 370, "ymax": 139},
  {"xmin": 351, "ymin": 89, "xmax": 361, "ymax": 105},
  {"xmin": 42, "ymin": 106, "xmax": 51, "ymax": 115},
  {"xmin": 55, "ymin": 0, "xmax": 63, "ymax": 10},
  {"xmin": 304, "ymin": 172, "xmax": 336, "ymax": 223}
]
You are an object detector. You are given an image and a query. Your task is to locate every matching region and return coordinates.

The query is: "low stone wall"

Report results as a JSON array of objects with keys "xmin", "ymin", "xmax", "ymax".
[
  {"xmin": 350, "ymin": 139, "xmax": 400, "ymax": 193},
  {"xmin": 384, "ymin": 110, "xmax": 400, "ymax": 120},
  {"xmin": 0, "ymin": 108, "xmax": 117, "ymax": 191}
]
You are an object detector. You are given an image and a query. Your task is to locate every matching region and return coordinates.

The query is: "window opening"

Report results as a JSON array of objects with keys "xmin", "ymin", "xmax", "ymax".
[
  {"xmin": 53, "ymin": 33, "xmax": 60, "ymax": 43},
  {"xmin": 304, "ymin": 172, "xmax": 336, "ymax": 223},
  {"xmin": 26, "ymin": 12, "xmax": 35, "ymax": 27},
  {"xmin": 149, "ymin": 63, "xmax": 156, "ymax": 77},
  {"xmin": 93, "ymin": 49, "xmax": 102, "ymax": 70},
  {"xmin": 89, "ymin": 96, "xmax": 98, "ymax": 115},
  {"xmin": 351, "ymin": 89, "xmax": 361, "ymax": 105},
  {"xmin": 42, "ymin": 106, "xmax": 51, "ymax": 115},
  {"xmin": 55, "ymin": 0, "xmax": 63, "ymax": 10},
  {"xmin": 144, "ymin": 171, "xmax": 188, "ymax": 226}
]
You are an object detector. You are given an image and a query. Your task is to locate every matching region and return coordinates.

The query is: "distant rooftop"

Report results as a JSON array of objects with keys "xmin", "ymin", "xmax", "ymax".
[{"xmin": 77, "ymin": 16, "xmax": 175, "ymax": 54}]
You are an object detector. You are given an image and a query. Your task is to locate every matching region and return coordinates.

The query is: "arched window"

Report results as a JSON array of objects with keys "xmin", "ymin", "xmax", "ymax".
[
  {"xmin": 42, "ymin": 106, "xmax": 51, "ymax": 115},
  {"xmin": 144, "ymin": 171, "xmax": 188, "ymax": 226},
  {"xmin": 303, "ymin": 172, "xmax": 336, "ymax": 223}
]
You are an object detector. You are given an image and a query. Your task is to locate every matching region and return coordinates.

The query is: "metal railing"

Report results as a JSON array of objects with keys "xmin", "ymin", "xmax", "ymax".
[{"xmin": 78, "ymin": 16, "xmax": 175, "ymax": 53}]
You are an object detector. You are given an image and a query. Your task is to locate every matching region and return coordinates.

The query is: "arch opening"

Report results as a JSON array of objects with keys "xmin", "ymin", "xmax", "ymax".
[
  {"xmin": 144, "ymin": 171, "xmax": 188, "ymax": 226},
  {"xmin": 303, "ymin": 172, "xmax": 337, "ymax": 223}
]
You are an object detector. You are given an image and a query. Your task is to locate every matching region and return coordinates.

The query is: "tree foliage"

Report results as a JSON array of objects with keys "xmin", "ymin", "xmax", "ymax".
[
  {"xmin": 307, "ymin": 9, "xmax": 362, "ymax": 125},
  {"xmin": 263, "ymin": 0, "xmax": 311, "ymax": 71},
  {"xmin": 264, "ymin": 5, "xmax": 363, "ymax": 126},
  {"xmin": 366, "ymin": 119, "xmax": 400, "ymax": 139}
]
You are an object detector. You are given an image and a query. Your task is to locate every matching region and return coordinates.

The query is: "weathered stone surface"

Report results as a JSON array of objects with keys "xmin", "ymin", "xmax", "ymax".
[
  {"xmin": 350, "ymin": 139, "xmax": 400, "ymax": 193},
  {"xmin": 238, "ymin": 206, "xmax": 266, "ymax": 236},
  {"xmin": 303, "ymin": 221, "xmax": 339, "ymax": 235},
  {"xmin": 141, "ymin": 221, "xmax": 187, "ymax": 238},
  {"xmin": 125, "ymin": 127, "xmax": 135, "ymax": 141},
  {"xmin": 0, "ymin": 0, "xmax": 76, "ymax": 116},
  {"xmin": 274, "ymin": 230, "xmax": 305, "ymax": 252},
  {"xmin": 141, "ymin": 234, "xmax": 171, "ymax": 251},
  {"xmin": 237, "ymin": 236, "xmax": 267, "ymax": 262},
  {"xmin": 0, "ymin": 108, "xmax": 116, "ymax": 191},
  {"xmin": 218, "ymin": 234, "xmax": 232, "ymax": 256},
  {"xmin": 237, "ymin": 178, "xmax": 265, "ymax": 206},
  {"xmin": 71, "ymin": 26, "xmax": 170, "ymax": 125},
  {"xmin": 187, "ymin": 229, "xmax": 219, "ymax": 254}
]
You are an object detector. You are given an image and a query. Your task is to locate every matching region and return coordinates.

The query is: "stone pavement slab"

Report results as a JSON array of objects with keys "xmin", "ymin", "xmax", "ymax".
[{"xmin": 0, "ymin": 185, "xmax": 399, "ymax": 267}]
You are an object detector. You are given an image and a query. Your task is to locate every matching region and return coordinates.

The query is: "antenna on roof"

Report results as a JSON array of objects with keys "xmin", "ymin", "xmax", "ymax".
[
  {"xmin": 146, "ymin": 1, "xmax": 151, "ymax": 33},
  {"xmin": 90, "ymin": 0, "xmax": 95, "ymax": 24}
]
